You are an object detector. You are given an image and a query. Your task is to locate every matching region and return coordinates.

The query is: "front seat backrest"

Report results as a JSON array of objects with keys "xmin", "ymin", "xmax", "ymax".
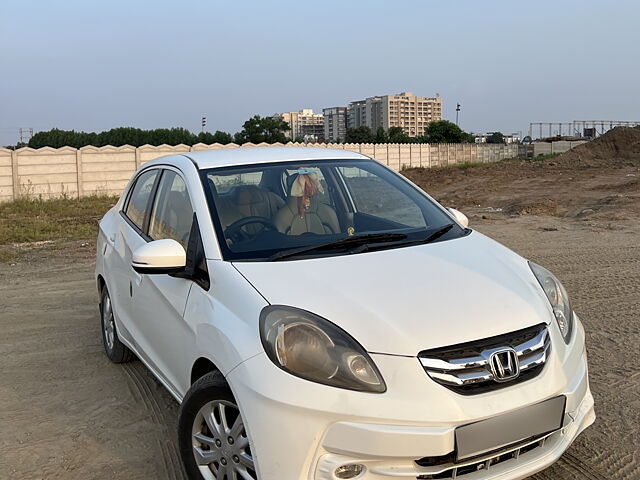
[
  {"xmin": 273, "ymin": 174, "xmax": 340, "ymax": 235},
  {"xmin": 232, "ymin": 185, "xmax": 284, "ymax": 220},
  {"xmin": 208, "ymin": 178, "xmax": 242, "ymax": 230}
]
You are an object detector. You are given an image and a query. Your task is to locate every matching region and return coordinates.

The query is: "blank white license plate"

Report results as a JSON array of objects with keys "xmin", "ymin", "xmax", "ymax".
[{"xmin": 455, "ymin": 396, "xmax": 566, "ymax": 461}]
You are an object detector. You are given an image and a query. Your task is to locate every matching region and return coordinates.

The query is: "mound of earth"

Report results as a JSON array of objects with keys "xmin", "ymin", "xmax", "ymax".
[
  {"xmin": 554, "ymin": 126, "xmax": 640, "ymax": 168},
  {"xmin": 402, "ymin": 127, "xmax": 640, "ymax": 222}
]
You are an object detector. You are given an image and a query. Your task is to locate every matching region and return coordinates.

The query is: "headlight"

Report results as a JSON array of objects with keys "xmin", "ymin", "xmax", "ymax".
[
  {"xmin": 259, "ymin": 305, "xmax": 386, "ymax": 393},
  {"xmin": 529, "ymin": 262, "xmax": 574, "ymax": 343}
]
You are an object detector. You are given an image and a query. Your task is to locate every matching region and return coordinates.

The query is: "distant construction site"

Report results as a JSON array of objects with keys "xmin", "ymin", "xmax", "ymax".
[{"xmin": 528, "ymin": 120, "xmax": 640, "ymax": 141}]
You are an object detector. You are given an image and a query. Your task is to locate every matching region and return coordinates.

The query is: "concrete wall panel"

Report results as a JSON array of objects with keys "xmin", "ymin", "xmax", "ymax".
[{"xmin": 0, "ymin": 142, "xmax": 543, "ymax": 202}]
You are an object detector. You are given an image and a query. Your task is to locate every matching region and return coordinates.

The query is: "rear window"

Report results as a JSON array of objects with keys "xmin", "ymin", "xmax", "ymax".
[{"xmin": 211, "ymin": 172, "xmax": 263, "ymax": 194}]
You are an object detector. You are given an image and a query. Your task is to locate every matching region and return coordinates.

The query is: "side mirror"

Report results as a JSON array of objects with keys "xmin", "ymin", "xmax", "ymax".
[
  {"xmin": 132, "ymin": 239, "xmax": 186, "ymax": 274},
  {"xmin": 447, "ymin": 207, "xmax": 469, "ymax": 228}
]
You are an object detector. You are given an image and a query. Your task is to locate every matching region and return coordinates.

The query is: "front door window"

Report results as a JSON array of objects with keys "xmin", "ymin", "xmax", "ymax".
[{"xmin": 148, "ymin": 171, "xmax": 194, "ymax": 249}]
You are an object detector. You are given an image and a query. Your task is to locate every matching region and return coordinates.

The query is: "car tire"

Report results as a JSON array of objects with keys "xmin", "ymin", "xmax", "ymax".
[
  {"xmin": 100, "ymin": 285, "xmax": 134, "ymax": 363},
  {"xmin": 179, "ymin": 372, "xmax": 257, "ymax": 480}
]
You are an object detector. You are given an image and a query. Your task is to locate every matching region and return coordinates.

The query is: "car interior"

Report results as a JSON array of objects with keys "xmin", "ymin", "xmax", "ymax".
[
  {"xmin": 206, "ymin": 166, "xmax": 352, "ymax": 247},
  {"xmin": 201, "ymin": 160, "xmax": 457, "ymax": 260}
]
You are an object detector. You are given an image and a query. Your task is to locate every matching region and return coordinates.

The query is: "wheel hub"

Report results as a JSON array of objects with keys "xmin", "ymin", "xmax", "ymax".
[
  {"xmin": 102, "ymin": 294, "xmax": 115, "ymax": 351},
  {"xmin": 192, "ymin": 399, "xmax": 256, "ymax": 479}
]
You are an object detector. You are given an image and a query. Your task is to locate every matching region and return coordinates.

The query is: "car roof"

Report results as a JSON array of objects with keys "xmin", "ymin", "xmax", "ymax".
[{"xmin": 180, "ymin": 146, "xmax": 370, "ymax": 169}]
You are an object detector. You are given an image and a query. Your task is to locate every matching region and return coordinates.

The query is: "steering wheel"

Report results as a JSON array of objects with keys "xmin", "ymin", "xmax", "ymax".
[{"xmin": 224, "ymin": 216, "xmax": 277, "ymax": 243}]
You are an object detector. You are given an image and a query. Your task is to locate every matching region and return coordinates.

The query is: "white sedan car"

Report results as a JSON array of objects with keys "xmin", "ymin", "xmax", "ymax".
[{"xmin": 96, "ymin": 147, "xmax": 594, "ymax": 480}]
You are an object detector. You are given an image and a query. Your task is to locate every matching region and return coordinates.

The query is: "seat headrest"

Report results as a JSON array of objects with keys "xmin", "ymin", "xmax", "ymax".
[
  {"xmin": 287, "ymin": 172, "xmax": 324, "ymax": 196},
  {"xmin": 232, "ymin": 185, "xmax": 268, "ymax": 206}
]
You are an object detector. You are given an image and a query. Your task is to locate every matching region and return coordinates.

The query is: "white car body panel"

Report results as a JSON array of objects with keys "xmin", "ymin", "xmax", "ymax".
[
  {"xmin": 185, "ymin": 146, "xmax": 368, "ymax": 170},
  {"xmin": 133, "ymin": 270, "xmax": 193, "ymax": 392},
  {"xmin": 94, "ymin": 147, "xmax": 595, "ymax": 480},
  {"xmin": 233, "ymin": 231, "xmax": 552, "ymax": 355},
  {"xmin": 177, "ymin": 259, "xmax": 268, "ymax": 392}
]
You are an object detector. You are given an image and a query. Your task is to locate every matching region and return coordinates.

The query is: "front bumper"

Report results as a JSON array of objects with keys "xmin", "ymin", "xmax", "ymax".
[
  {"xmin": 226, "ymin": 319, "xmax": 594, "ymax": 480},
  {"xmin": 315, "ymin": 387, "xmax": 594, "ymax": 480}
]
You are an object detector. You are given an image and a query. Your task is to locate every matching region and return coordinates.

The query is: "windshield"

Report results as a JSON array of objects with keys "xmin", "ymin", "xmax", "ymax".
[{"xmin": 201, "ymin": 159, "xmax": 466, "ymax": 261}]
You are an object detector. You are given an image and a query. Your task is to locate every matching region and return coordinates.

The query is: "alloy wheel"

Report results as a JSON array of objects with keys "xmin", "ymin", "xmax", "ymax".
[
  {"xmin": 191, "ymin": 400, "xmax": 256, "ymax": 480},
  {"xmin": 102, "ymin": 292, "xmax": 115, "ymax": 351}
]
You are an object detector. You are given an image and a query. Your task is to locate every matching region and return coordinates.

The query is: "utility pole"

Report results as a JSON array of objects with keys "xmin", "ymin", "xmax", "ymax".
[
  {"xmin": 19, "ymin": 128, "xmax": 34, "ymax": 144},
  {"xmin": 201, "ymin": 117, "xmax": 207, "ymax": 133},
  {"xmin": 455, "ymin": 103, "xmax": 461, "ymax": 126}
]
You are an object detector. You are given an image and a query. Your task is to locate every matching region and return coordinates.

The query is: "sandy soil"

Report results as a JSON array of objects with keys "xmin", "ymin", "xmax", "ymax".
[{"xmin": 1, "ymin": 215, "xmax": 638, "ymax": 480}]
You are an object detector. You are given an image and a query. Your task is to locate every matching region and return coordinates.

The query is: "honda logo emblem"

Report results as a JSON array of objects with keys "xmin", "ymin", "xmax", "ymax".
[{"xmin": 489, "ymin": 348, "xmax": 520, "ymax": 382}]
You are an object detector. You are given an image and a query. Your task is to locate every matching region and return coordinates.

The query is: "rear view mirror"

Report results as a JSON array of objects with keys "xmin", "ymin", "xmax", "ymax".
[
  {"xmin": 447, "ymin": 208, "xmax": 469, "ymax": 228},
  {"xmin": 132, "ymin": 239, "xmax": 186, "ymax": 274}
]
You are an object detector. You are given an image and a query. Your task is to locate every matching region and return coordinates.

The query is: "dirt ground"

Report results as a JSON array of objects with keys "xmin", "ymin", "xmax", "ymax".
[
  {"xmin": 1, "ymin": 130, "xmax": 639, "ymax": 479},
  {"xmin": 1, "ymin": 217, "xmax": 638, "ymax": 480}
]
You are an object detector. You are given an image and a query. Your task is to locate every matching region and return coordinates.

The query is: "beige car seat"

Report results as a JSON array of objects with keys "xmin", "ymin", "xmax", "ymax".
[
  {"xmin": 208, "ymin": 179, "xmax": 238, "ymax": 229},
  {"xmin": 273, "ymin": 174, "xmax": 340, "ymax": 235},
  {"xmin": 209, "ymin": 181, "xmax": 284, "ymax": 236},
  {"xmin": 232, "ymin": 185, "xmax": 284, "ymax": 220}
]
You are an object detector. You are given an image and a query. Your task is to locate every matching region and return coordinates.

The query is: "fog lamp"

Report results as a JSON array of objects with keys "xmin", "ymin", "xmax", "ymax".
[{"xmin": 335, "ymin": 463, "xmax": 365, "ymax": 479}]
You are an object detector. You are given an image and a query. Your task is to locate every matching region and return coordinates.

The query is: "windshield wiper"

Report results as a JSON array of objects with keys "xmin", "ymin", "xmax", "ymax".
[
  {"xmin": 339, "ymin": 223, "xmax": 456, "ymax": 255},
  {"xmin": 268, "ymin": 232, "xmax": 408, "ymax": 261},
  {"xmin": 268, "ymin": 224, "xmax": 456, "ymax": 262},
  {"xmin": 420, "ymin": 223, "xmax": 455, "ymax": 244},
  {"xmin": 341, "ymin": 223, "xmax": 456, "ymax": 255}
]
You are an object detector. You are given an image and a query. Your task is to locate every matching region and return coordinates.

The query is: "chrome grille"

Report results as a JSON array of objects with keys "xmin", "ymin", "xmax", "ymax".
[{"xmin": 418, "ymin": 323, "xmax": 550, "ymax": 395}]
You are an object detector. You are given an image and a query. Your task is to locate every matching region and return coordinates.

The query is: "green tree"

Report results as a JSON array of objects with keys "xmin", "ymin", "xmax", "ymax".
[
  {"xmin": 388, "ymin": 126, "xmax": 413, "ymax": 143},
  {"xmin": 420, "ymin": 121, "xmax": 474, "ymax": 144},
  {"xmin": 29, "ymin": 128, "xmax": 97, "ymax": 148},
  {"xmin": 486, "ymin": 132, "xmax": 505, "ymax": 144},
  {"xmin": 234, "ymin": 115, "xmax": 290, "ymax": 144},
  {"xmin": 374, "ymin": 126, "xmax": 388, "ymax": 143},
  {"xmin": 98, "ymin": 127, "xmax": 147, "ymax": 146},
  {"xmin": 197, "ymin": 130, "xmax": 234, "ymax": 144},
  {"xmin": 27, "ymin": 126, "xmax": 239, "ymax": 148},
  {"xmin": 345, "ymin": 126, "xmax": 374, "ymax": 143}
]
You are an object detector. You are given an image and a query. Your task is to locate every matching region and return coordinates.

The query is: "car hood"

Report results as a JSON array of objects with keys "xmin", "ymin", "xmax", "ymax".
[{"xmin": 233, "ymin": 231, "xmax": 552, "ymax": 356}]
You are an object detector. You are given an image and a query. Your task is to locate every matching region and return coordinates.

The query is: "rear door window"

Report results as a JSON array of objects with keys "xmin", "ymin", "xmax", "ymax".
[{"xmin": 124, "ymin": 169, "xmax": 159, "ymax": 230}]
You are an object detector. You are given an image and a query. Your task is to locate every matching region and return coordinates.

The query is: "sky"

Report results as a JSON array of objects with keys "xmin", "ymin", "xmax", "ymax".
[{"xmin": 1, "ymin": 0, "xmax": 639, "ymax": 146}]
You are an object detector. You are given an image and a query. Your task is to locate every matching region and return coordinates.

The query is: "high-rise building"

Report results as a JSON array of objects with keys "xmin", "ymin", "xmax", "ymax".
[
  {"xmin": 276, "ymin": 109, "xmax": 324, "ymax": 141},
  {"xmin": 346, "ymin": 92, "xmax": 442, "ymax": 138},
  {"xmin": 323, "ymin": 107, "xmax": 348, "ymax": 142},
  {"xmin": 346, "ymin": 99, "xmax": 370, "ymax": 130}
]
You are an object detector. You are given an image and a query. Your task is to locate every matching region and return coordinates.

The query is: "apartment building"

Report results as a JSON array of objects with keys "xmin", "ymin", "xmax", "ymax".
[
  {"xmin": 346, "ymin": 99, "xmax": 371, "ymax": 129},
  {"xmin": 323, "ymin": 107, "xmax": 348, "ymax": 142},
  {"xmin": 276, "ymin": 109, "xmax": 324, "ymax": 141},
  {"xmin": 346, "ymin": 92, "xmax": 442, "ymax": 137}
]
